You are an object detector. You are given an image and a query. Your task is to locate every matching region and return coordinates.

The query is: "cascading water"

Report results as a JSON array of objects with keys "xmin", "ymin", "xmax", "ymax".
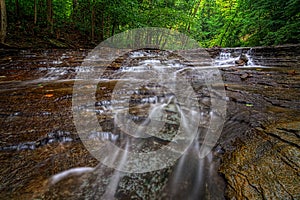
[
  {"xmin": 1, "ymin": 45, "xmax": 299, "ymax": 200},
  {"xmin": 46, "ymin": 49, "xmax": 226, "ymax": 199},
  {"xmin": 214, "ymin": 48, "xmax": 256, "ymax": 67},
  {"xmin": 246, "ymin": 48, "xmax": 255, "ymax": 66}
]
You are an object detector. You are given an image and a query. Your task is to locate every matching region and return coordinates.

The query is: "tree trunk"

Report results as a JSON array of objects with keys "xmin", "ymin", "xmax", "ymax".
[
  {"xmin": 91, "ymin": 0, "xmax": 95, "ymax": 42},
  {"xmin": 0, "ymin": 0, "xmax": 7, "ymax": 43},
  {"xmin": 47, "ymin": 0, "xmax": 53, "ymax": 33},
  {"xmin": 187, "ymin": 0, "xmax": 201, "ymax": 32},
  {"xmin": 15, "ymin": 0, "xmax": 20, "ymax": 19},
  {"xmin": 106, "ymin": 15, "xmax": 110, "ymax": 38},
  {"xmin": 71, "ymin": 0, "xmax": 77, "ymax": 20},
  {"xmin": 100, "ymin": 10, "xmax": 104, "ymax": 41},
  {"xmin": 98, "ymin": 2, "xmax": 105, "ymax": 41},
  {"xmin": 34, "ymin": 0, "xmax": 37, "ymax": 25},
  {"xmin": 191, "ymin": 0, "xmax": 202, "ymax": 18},
  {"xmin": 73, "ymin": 0, "xmax": 77, "ymax": 11},
  {"xmin": 111, "ymin": 21, "xmax": 116, "ymax": 38}
]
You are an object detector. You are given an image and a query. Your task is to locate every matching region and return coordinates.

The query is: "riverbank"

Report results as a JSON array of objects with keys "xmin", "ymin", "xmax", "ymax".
[{"xmin": 1, "ymin": 31, "xmax": 97, "ymax": 49}]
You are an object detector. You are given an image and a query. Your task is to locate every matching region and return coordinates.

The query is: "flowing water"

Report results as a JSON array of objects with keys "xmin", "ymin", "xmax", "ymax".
[
  {"xmin": 69, "ymin": 49, "xmax": 226, "ymax": 199},
  {"xmin": 0, "ymin": 46, "xmax": 299, "ymax": 199},
  {"xmin": 214, "ymin": 48, "xmax": 255, "ymax": 67}
]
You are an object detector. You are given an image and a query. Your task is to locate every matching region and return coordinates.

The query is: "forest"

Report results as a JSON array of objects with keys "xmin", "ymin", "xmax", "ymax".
[{"xmin": 0, "ymin": 0, "xmax": 299, "ymax": 48}]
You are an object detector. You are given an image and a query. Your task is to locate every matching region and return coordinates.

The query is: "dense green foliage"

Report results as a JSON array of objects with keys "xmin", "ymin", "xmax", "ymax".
[{"xmin": 4, "ymin": 0, "xmax": 300, "ymax": 47}]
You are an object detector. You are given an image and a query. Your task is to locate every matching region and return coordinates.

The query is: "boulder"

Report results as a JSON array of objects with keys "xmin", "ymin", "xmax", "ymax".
[{"xmin": 235, "ymin": 54, "xmax": 249, "ymax": 66}]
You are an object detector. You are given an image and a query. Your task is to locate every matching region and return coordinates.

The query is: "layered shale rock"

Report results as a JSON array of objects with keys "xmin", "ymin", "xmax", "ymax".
[{"xmin": 220, "ymin": 120, "xmax": 300, "ymax": 199}]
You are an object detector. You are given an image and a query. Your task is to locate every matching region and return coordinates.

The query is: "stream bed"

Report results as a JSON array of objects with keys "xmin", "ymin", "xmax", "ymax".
[{"xmin": 0, "ymin": 45, "xmax": 299, "ymax": 199}]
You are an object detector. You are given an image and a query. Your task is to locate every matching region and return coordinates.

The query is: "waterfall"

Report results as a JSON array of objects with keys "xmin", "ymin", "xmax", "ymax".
[
  {"xmin": 48, "ymin": 49, "xmax": 226, "ymax": 199},
  {"xmin": 245, "ymin": 48, "xmax": 255, "ymax": 66},
  {"xmin": 213, "ymin": 48, "xmax": 256, "ymax": 67}
]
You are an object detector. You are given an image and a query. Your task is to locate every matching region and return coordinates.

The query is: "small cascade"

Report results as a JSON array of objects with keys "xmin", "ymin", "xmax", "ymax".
[
  {"xmin": 0, "ymin": 130, "xmax": 120, "ymax": 151},
  {"xmin": 214, "ymin": 48, "xmax": 257, "ymax": 67},
  {"xmin": 219, "ymin": 52, "xmax": 231, "ymax": 60},
  {"xmin": 119, "ymin": 53, "xmax": 183, "ymax": 73},
  {"xmin": 245, "ymin": 48, "xmax": 255, "ymax": 66},
  {"xmin": 50, "ymin": 167, "xmax": 95, "ymax": 185},
  {"xmin": 214, "ymin": 51, "xmax": 238, "ymax": 67},
  {"xmin": 0, "ymin": 130, "xmax": 76, "ymax": 151},
  {"xmin": 47, "ymin": 49, "xmax": 226, "ymax": 199},
  {"xmin": 39, "ymin": 67, "xmax": 71, "ymax": 81},
  {"xmin": 161, "ymin": 141, "xmax": 225, "ymax": 199}
]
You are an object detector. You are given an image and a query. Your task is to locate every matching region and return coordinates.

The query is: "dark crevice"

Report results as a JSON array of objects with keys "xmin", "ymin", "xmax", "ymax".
[{"xmin": 262, "ymin": 131, "xmax": 300, "ymax": 149}]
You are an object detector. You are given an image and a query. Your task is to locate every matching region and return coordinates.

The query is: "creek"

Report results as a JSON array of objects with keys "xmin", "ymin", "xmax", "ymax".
[{"xmin": 0, "ymin": 45, "xmax": 299, "ymax": 199}]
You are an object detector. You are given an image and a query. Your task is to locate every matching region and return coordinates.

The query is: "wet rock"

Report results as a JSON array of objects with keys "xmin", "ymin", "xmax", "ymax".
[
  {"xmin": 206, "ymin": 47, "xmax": 221, "ymax": 58},
  {"xmin": 287, "ymin": 69, "xmax": 296, "ymax": 75},
  {"xmin": 1, "ymin": 46, "xmax": 300, "ymax": 200},
  {"xmin": 218, "ymin": 53, "xmax": 300, "ymax": 199},
  {"xmin": 48, "ymin": 39, "xmax": 68, "ymax": 48},
  {"xmin": 234, "ymin": 59, "xmax": 244, "ymax": 66},
  {"xmin": 36, "ymin": 147, "xmax": 225, "ymax": 200},
  {"xmin": 240, "ymin": 54, "xmax": 249, "ymax": 63},
  {"xmin": 235, "ymin": 54, "xmax": 249, "ymax": 66},
  {"xmin": 220, "ymin": 120, "xmax": 300, "ymax": 199},
  {"xmin": 240, "ymin": 73, "xmax": 251, "ymax": 80},
  {"xmin": 223, "ymin": 44, "xmax": 300, "ymax": 67}
]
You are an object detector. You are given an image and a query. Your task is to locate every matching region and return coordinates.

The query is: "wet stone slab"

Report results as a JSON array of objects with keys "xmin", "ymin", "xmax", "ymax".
[
  {"xmin": 218, "ymin": 64, "xmax": 300, "ymax": 199},
  {"xmin": 0, "ymin": 47, "xmax": 299, "ymax": 199}
]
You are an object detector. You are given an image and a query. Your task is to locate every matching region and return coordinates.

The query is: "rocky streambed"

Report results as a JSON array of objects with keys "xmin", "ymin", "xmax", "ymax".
[
  {"xmin": 0, "ymin": 45, "xmax": 299, "ymax": 199},
  {"xmin": 219, "ymin": 65, "xmax": 300, "ymax": 199}
]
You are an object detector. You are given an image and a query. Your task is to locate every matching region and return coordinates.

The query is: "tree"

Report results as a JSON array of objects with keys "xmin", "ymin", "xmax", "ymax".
[
  {"xmin": 47, "ymin": 0, "xmax": 53, "ymax": 33},
  {"xmin": 1, "ymin": 0, "xmax": 299, "ymax": 47},
  {"xmin": 233, "ymin": 0, "xmax": 300, "ymax": 46},
  {"xmin": 34, "ymin": 0, "xmax": 37, "ymax": 25},
  {"xmin": 91, "ymin": 0, "xmax": 95, "ymax": 41},
  {"xmin": 0, "ymin": 0, "xmax": 7, "ymax": 43}
]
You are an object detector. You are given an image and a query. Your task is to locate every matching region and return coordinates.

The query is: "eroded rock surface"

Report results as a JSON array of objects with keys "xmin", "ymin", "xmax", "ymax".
[
  {"xmin": 0, "ymin": 45, "xmax": 299, "ymax": 199},
  {"xmin": 220, "ymin": 120, "xmax": 300, "ymax": 199},
  {"xmin": 217, "ymin": 53, "xmax": 300, "ymax": 199}
]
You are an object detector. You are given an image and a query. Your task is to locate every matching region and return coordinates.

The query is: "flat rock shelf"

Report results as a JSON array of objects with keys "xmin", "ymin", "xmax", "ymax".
[{"xmin": 0, "ymin": 45, "xmax": 299, "ymax": 199}]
